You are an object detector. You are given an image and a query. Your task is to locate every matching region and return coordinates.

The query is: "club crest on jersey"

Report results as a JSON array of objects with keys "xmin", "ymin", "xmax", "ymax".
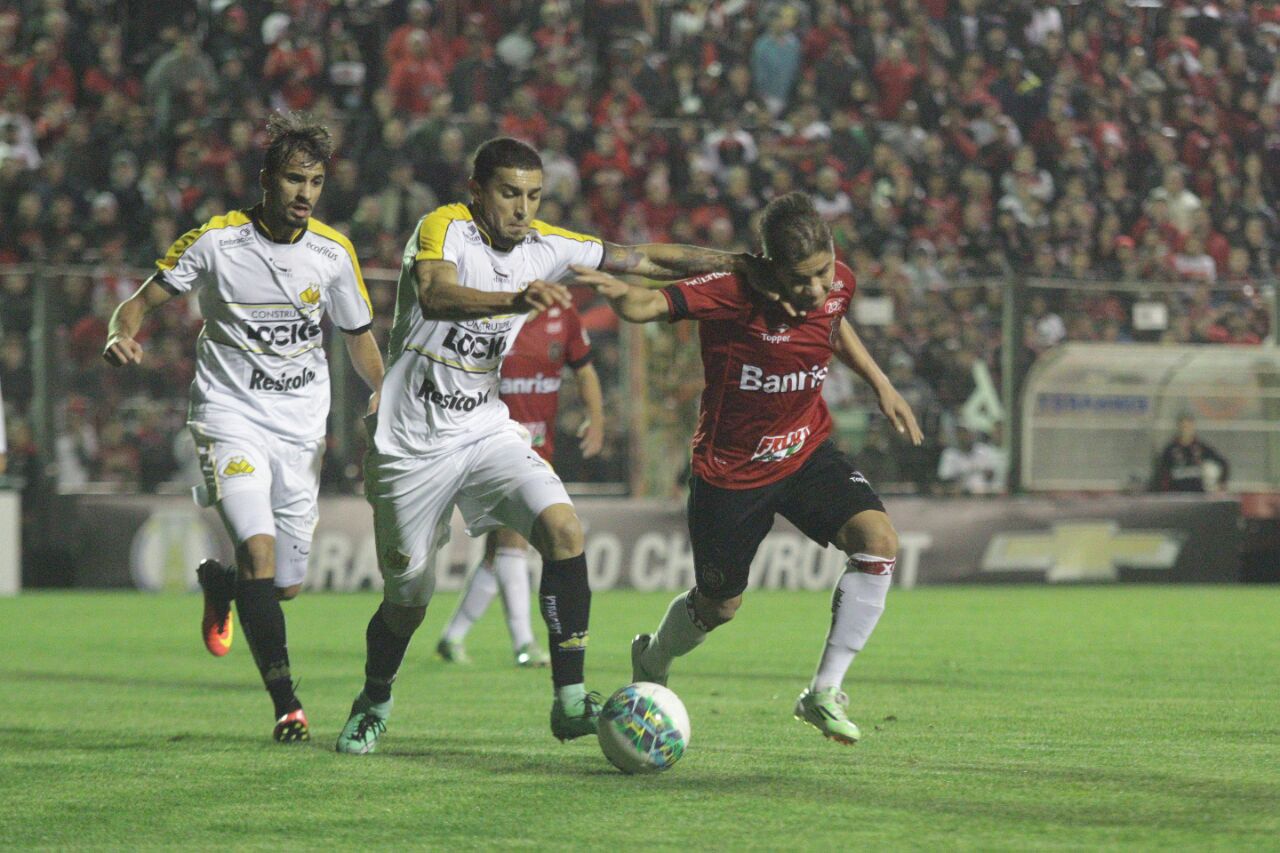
[
  {"xmin": 299, "ymin": 285, "xmax": 320, "ymax": 305},
  {"xmin": 824, "ymin": 297, "xmax": 842, "ymax": 314},
  {"xmin": 750, "ymin": 426, "xmax": 811, "ymax": 462},
  {"xmin": 222, "ymin": 457, "xmax": 255, "ymax": 477}
]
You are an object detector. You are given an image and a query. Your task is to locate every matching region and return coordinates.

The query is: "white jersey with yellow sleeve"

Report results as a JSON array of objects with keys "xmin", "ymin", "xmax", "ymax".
[
  {"xmin": 153, "ymin": 207, "xmax": 373, "ymax": 442},
  {"xmin": 374, "ymin": 203, "xmax": 604, "ymax": 457}
]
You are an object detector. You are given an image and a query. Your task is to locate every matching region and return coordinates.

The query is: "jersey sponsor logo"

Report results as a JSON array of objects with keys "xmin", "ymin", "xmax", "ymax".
[
  {"xmin": 299, "ymin": 285, "xmax": 320, "ymax": 305},
  {"xmin": 222, "ymin": 457, "xmax": 255, "ymax": 477},
  {"xmin": 761, "ymin": 330, "xmax": 792, "ymax": 343},
  {"xmin": 750, "ymin": 426, "xmax": 811, "ymax": 463},
  {"xmin": 306, "ymin": 241, "xmax": 339, "ymax": 261},
  {"xmin": 245, "ymin": 318, "xmax": 322, "ymax": 347},
  {"xmin": 218, "ymin": 226, "xmax": 254, "ymax": 248},
  {"xmin": 416, "ymin": 376, "xmax": 491, "ymax": 411},
  {"xmin": 682, "ymin": 272, "xmax": 723, "ymax": 287},
  {"xmin": 249, "ymin": 366, "xmax": 317, "ymax": 392},
  {"xmin": 824, "ymin": 298, "xmax": 843, "ymax": 314},
  {"xmin": 443, "ymin": 325, "xmax": 508, "ymax": 360},
  {"xmin": 500, "ymin": 373, "xmax": 562, "ymax": 395},
  {"xmin": 739, "ymin": 363, "xmax": 829, "ymax": 393}
]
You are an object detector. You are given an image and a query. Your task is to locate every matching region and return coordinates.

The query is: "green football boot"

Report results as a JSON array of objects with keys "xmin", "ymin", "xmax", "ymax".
[
  {"xmin": 630, "ymin": 634, "xmax": 667, "ymax": 686},
  {"xmin": 550, "ymin": 690, "xmax": 602, "ymax": 742},
  {"xmin": 436, "ymin": 637, "xmax": 470, "ymax": 664},
  {"xmin": 794, "ymin": 687, "xmax": 861, "ymax": 745},
  {"xmin": 514, "ymin": 642, "xmax": 550, "ymax": 668},
  {"xmin": 335, "ymin": 692, "xmax": 393, "ymax": 754}
]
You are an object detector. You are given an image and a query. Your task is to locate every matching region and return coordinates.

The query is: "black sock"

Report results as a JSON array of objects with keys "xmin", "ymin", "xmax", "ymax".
[
  {"xmin": 235, "ymin": 577, "xmax": 299, "ymax": 718},
  {"xmin": 364, "ymin": 608, "xmax": 412, "ymax": 704},
  {"xmin": 539, "ymin": 553, "xmax": 591, "ymax": 688}
]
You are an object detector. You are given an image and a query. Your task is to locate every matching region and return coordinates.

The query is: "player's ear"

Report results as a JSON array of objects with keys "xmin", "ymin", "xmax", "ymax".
[{"xmin": 467, "ymin": 177, "xmax": 482, "ymax": 201}]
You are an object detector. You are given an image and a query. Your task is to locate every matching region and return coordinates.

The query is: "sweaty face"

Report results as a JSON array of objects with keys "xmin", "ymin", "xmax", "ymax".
[
  {"xmin": 471, "ymin": 167, "xmax": 543, "ymax": 248},
  {"xmin": 776, "ymin": 248, "xmax": 836, "ymax": 312},
  {"xmin": 262, "ymin": 152, "xmax": 325, "ymax": 231}
]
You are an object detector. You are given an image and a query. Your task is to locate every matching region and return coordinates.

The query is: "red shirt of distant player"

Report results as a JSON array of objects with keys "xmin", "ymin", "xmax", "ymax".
[
  {"xmin": 500, "ymin": 305, "xmax": 592, "ymax": 461},
  {"xmin": 660, "ymin": 262, "xmax": 855, "ymax": 489}
]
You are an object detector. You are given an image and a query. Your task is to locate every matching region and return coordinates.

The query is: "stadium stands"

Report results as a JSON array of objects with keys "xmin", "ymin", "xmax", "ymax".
[{"xmin": 0, "ymin": 0, "xmax": 1276, "ymax": 497}]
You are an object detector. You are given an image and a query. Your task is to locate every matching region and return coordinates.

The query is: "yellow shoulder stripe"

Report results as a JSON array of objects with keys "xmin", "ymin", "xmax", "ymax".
[
  {"xmin": 156, "ymin": 210, "xmax": 253, "ymax": 271},
  {"xmin": 529, "ymin": 220, "xmax": 602, "ymax": 246},
  {"xmin": 416, "ymin": 204, "xmax": 472, "ymax": 262},
  {"xmin": 309, "ymin": 218, "xmax": 372, "ymax": 317}
]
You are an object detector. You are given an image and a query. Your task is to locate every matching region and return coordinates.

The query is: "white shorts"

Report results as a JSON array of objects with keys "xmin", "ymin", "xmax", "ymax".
[
  {"xmin": 366, "ymin": 422, "xmax": 572, "ymax": 607},
  {"xmin": 190, "ymin": 420, "xmax": 323, "ymax": 587}
]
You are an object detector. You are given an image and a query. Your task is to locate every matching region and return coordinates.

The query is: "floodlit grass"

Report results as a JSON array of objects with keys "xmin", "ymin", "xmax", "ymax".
[{"xmin": 0, "ymin": 586, "xmax": 1276, "ymax": 849}]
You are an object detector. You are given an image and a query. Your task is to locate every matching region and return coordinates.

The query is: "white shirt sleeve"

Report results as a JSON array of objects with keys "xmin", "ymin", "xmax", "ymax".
[{"xmin": 155, "ymin": 223, "xmax": 215, "ymax": 294}]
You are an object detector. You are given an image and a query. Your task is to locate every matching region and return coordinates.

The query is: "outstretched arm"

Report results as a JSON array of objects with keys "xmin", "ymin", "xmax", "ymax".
[
  {"xmin": 834, "ymin": 319, "xmax": 924, "ymax": 445},
  {"xmin": 600, "ymin": 241, "xmax": 748, "ymax": 281},
  {"xmin": 103, "ymin": 278, "xmax": 175, "ymax": 366},
  {"xmin": 569, "ymin": 265, "xmax": 669, "ymax": 323},
  {"xmin": 416, "ymin": 260, "xmax": 571, "ymax": 320},
  {"xmin": 343, "ymin": 329, "xmax": 385, "ymax": 415},
  {"xmin": 572, "ymin": 362, "xmax": 605, "ymax": 458}
]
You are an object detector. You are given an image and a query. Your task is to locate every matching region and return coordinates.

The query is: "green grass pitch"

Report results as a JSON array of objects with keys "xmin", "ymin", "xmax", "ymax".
[{"xmin": 0, "ymin": 586, "xmax": 1276, "ymax": 849}]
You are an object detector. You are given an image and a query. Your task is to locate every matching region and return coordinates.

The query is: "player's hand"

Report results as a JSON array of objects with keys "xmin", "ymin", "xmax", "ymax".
[
  {"xmin": 569, "ymin": 264, "xmax": 630, "ymax": 299},
  {"xmin": 738, "ymin": 253, "xmax": 805, "ymax": 319},
  {"xmin": 103, "ymin": 335, "xmax": 144, "ymax": 366},
  {"xmin": 515, "ymin": 279, "xmax": 573, "ymax": 314},
  {"xmin": 878, "ymin": 387, "xmax": 924, "ymax": 446},
  {"xmin": 578, "ymin": 418, "xmax": 604, "ymax": 458}
]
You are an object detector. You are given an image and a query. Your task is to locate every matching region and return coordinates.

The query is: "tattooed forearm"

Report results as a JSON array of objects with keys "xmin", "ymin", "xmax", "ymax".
[
  {"xmin": 602, "ymin": 242, "xmax": 742, "ymax": 279},
  {"xmin": 602, "ymin": 243, "xmax": 647, "ymax": 273}
]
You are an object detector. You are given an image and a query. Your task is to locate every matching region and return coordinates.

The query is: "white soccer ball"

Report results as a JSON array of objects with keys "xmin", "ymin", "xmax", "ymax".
[{"xmin": 597, "ymin": 682, "xmax": 691, "ymax": 774}]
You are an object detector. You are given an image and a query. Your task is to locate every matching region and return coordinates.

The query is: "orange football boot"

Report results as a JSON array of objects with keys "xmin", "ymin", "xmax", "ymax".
[{"xmin": 197, "ymin": 559, "xmax": 235, "ymax": 657}]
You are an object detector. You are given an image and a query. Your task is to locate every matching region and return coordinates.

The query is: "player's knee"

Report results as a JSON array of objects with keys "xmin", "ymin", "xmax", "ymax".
[
  {"xmin": 837, "ymin": 512, "xmax": 898, "ymax": 560},
  {"xmin": 276, "ymin": 584, "xmax": 303, "ymax": 601},
  {"xmin": 379, "ymin": 601, "xmax": 426, "ymax": 637},
  {"xmin": 530, "ymin": 504, "xmax": 584, "ymax": 560},
  {"xmin": 693, "ymin": 591, "xmax": 742, "ymax": 629},
  {"xmin": 494, "ymin": 526, "xmax": 528, "ymax": 551},
  {"xmin": 236, "ymin": 534, "xmax": 276, "ymax": 580}
]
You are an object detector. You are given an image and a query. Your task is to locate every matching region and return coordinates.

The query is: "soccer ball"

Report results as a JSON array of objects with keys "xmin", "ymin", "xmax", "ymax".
[{"xmin": 597, "ymin": 682, "xmax": 691, "ymax": 774}]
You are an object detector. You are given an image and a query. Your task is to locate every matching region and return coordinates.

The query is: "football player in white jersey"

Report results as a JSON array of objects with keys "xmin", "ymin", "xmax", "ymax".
[
  {"xmin": 104, "ymin": 113, "xmax": 385, "ymax": 743},
  {"xmin": 335, "ymin": 137, "xmax": 763, "ymax": 753}
]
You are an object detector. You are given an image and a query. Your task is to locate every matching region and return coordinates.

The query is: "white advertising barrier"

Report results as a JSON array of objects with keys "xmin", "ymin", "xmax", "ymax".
[
  {"xmin": 0, "ymin": 489, "xmax": 18, "ymax": 595},
  {"xmin": 61, "ymin": 493, "xmax": 1244, "ymax": 591}
]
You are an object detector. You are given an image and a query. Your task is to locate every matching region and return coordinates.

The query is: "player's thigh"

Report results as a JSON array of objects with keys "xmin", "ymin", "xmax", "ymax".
[
  {"xmin": 458, "ymin": 427, "xmax": 575, "ymax": 546},
  {"xmin": 365, "ymin": 452, "xmax": 461, "ymax": 607},
  {"xmin": 686, "ymin": 474, "xmax": 778, "ymax": 599},
  {"xmin": 268, "ymin": 437, "xmax": 324, "ymax": 589},
  {"xmin": 191, "ymin": 424, "xmax": 276, "ymax": 541},
  {"xmin": 777, "ymin": 440, "xmax": 887, "ymax": 549}
]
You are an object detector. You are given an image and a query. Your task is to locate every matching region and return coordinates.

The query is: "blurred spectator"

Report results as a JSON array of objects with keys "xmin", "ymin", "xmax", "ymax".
[
  {"xmin": 1151, "ymin": 413, "xmax": 1231, "ymax": 492},
  {"xmin": 937, "ymin": 425, "xmax": 1007, "ymax": 495}
]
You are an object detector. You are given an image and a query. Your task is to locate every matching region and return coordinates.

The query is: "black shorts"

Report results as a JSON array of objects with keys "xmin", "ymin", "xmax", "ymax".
[{"xmin": 687, "ymin": 440, "xmax": 886, "ymax": 599}]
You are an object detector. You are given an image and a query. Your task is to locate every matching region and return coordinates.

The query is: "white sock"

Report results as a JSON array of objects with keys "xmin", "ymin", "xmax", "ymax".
[
  {"xmin": 812, "ymin": 554, "xmax": 894, "ymax": 692},
  {"xmin": 493, "ymin": 547, "xmax": 535, "ymax": 649},
  {"xmin": 442, "ymin": 561, "xmax": 497, "ymax": 642},
  {"xmin": 641, "ymin": 591, "xmax": 707, "ymax": 679}
]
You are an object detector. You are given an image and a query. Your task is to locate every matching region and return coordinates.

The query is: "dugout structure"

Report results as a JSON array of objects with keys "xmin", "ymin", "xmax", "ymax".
[{"xmin": 1022, "ymin": 344, "xmax": 1280, "ymax": 492}]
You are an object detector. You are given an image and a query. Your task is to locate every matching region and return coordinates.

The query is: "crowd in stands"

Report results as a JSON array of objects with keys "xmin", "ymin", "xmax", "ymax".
[{"xmin": 1, "ymin": 0, "xmax": 1278, "ymax": 496}]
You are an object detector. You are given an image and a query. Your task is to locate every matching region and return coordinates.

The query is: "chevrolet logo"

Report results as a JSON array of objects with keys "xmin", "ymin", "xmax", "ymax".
[
  {"xmin": 299, "ymin": 285, "xmax": 320, "ymax": 305},
  {"xmin": 981, "ymin": 522, "xmax": 1183, "ymax": 582},
  {"xmin": 222, "ymin": 457, "xmax": 256, "ymax": 477}
]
